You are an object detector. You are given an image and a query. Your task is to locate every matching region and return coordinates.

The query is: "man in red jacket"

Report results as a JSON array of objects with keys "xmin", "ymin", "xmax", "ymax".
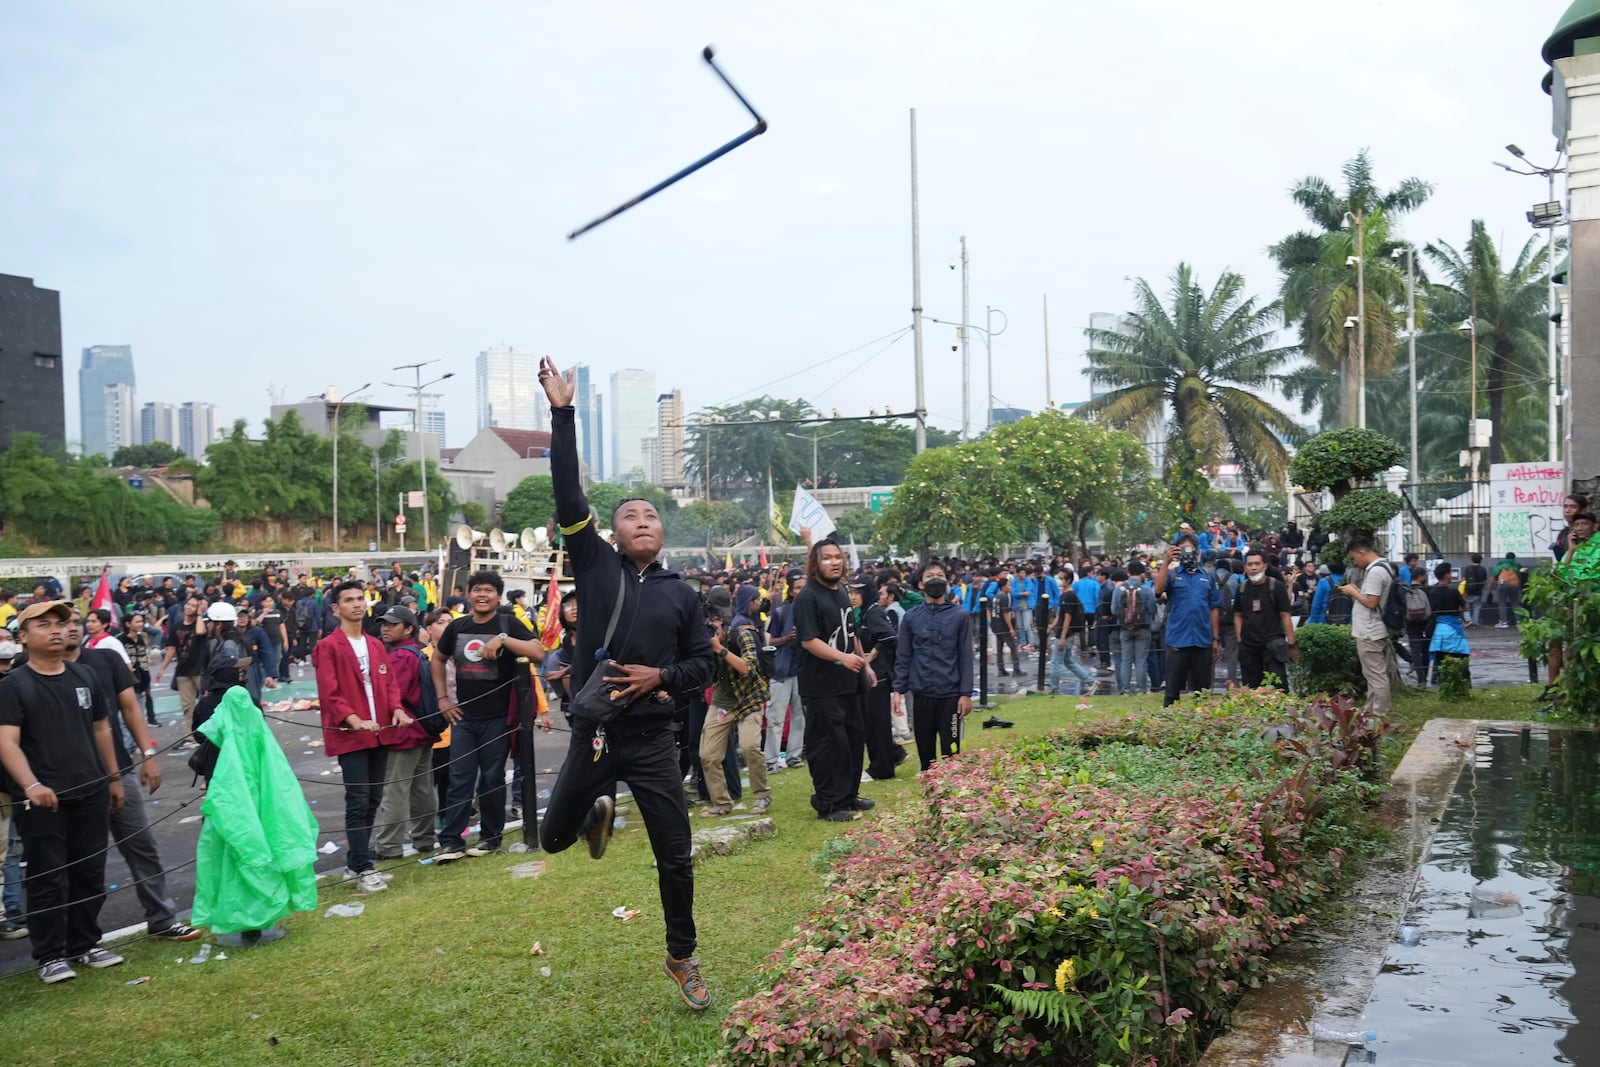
[
  {"xmin": 313, "ymin": 581, "xmax": 411, "ymax": 894},
  {"xmin": 373, "ymin": 606, "xmax": 438, "ymax": 860}
]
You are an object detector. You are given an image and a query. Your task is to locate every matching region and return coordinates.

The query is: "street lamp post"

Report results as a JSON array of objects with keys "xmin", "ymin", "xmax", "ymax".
[
  {"xmin": 1497, "ymin": 144, "xmax": 1567, "ymax": 464},
  {"xmin": 326, "ymin": 382, "xmax": 371, "ymax": 552},
  {"xmin": 1459, "ymin": 316, "xmax": 1483, "ymax": 553},
  {"xmin": 388, "ymin": 361, "xmax": 455, "ymax": 548},
  {"xmin": 929, "ymin": 309, "xmax": 1008, "ymax": 432},
  {"xmin": 1393, "ymin": 243, "xmax": 1419, "ymax": 551},
  {"xmin": 1344, "ymin": 211, "xmax": 1366, "ymax": 428},
  {"xmin": 785, "ymin": 428, "xmax": 847, "ymax": 487}
]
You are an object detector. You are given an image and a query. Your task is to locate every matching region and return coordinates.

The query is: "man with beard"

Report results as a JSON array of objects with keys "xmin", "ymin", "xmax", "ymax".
[{"xmin": 793, "ymin": 538, "xmax": 875, "ymax": 822}]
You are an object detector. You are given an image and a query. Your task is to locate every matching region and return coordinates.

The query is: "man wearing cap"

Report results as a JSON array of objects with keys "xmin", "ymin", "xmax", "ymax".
[
  {"xmin": 0, "ymin": 601, "xmax": 128, "ymax": 983},
  {"xmin": 373, "ymin": 606, "xmax": 439, "ymax": 860},
  {"xmin": 762, "ymin": 571, "xmax": 806, "ymax": 772}
]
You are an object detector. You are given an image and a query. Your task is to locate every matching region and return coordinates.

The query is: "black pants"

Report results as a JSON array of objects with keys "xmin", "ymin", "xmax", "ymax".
[
  {"xmin": 439, "ymin": 717, "xmax": 510, "ymax": 851},
  {"xmin": 132, "ymin": 668, "xmax": 156, "ymax": 723},
  {"xmin": 16, "ymin": 789, "xmax": 110, "ymax": 963},
  {"xmin": 1404, "ymin": 622, "xmax": 1429, "ymax": 682},
  {"xmin": 863, "ymin": 681, "xmax": 900, "ymax": 780},
  {"xmin": 540, "ymin": 723, "xmax": 696, "ymax": 959},
  {"xmin": 801, "ymin": 690, "xmax": 865, "ymax": 816},
  {"xmin": 1238, "ymin": 642, "xmax": 1288, "ymax": 691},
  {"xmin": 432, "ymin": 745, "xmax": 451, "ymax": 813},
  {"xmin": 274, "ymin": 641, "xmax": 290, "ymax": 682},
  {"xmin": 1163, "ymin": 645, "xmax": 1213, "ymax": 706},
  {"xmin": 338, "ymin": 747, "xmax": 388, "ymax": 874},
  {"xmin": 994, "ymin": 629, "xmax": 1020, "ymax": 674},
  {"xmin": 1094, "ymin": 623, "xmax": 1112, "ymax": 667},
  {"xmin": 911, "ymin": 693, "xmax": 961, "ymax": 772}
]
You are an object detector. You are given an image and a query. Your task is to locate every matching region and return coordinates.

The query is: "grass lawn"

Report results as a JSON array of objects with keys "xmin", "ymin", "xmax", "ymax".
[{"xmin": 0, "ymin": 681, "xmax": 1546, "ymax": 1067}]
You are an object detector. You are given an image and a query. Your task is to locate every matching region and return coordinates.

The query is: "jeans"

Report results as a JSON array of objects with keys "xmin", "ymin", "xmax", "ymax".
[
  {"xmin": 1050, "ymin": 637, "xmax": 1096, "ymax": 695},
  {"xmin": 110, "ymin": 770, "xmax": 178, "ymax": 933},
  {"xmin": 1163, "ymin": 645, "xmax": 1214, "ymax": 706},
  {"xmin": 994, "ymin": 629, "xmax": 1020, "ymax": 674},
  {"xmin": 439, "ymin": 717, "xmax": 511, "ymax": 851},
  {"xmin": 15, "ymin": 789, "xmax": 110, "ymax": 963},
  {"xmin": 1, "ymin": 802, "xmax": 22, "ymax": 919},
  {"xmin": 338, "ymin": 748, "xmax": 388, "ymax": 874},
  {"xmin": 540, "ymin": 724, "xmax": 697, "ymax": 958},
  {"xmin": 374, "ymin": 744, "xmax": 439, "ymax": 856},
  {"xmin": 763, "ymin": 676, "xmax": 805, "ymax": 763},
  {"xmin": 1116, "ymin": 629, "xmax": 1152, "ymax": 694},
  {"xmin": 1016, "ymin": 606, "xmax": 1034, "ymax": 645},
  {"xmin": 1217, "ymin": 629, "xmax": 1240, "ymax": 685},
  {"xmin": 1146, "ymin": 632, "xmax": 1167, "ymax": 692},
  {"xmin": 911, "ymin": 693, "xmax": 962, "ymax": 771},
  {"xmin": 801, "ymin": 690, "xmax": 865, "ymax": 815}
]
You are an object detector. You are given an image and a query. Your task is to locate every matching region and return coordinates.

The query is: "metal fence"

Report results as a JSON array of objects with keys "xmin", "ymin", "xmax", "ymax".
[{"xmin": 1400, "ymin": 480, "xmax": 1495, "ymax": 559}]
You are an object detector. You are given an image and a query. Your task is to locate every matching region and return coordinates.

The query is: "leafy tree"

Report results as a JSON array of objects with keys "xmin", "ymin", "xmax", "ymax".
[
  {"xmin": 1081, "ymin": 264, "xmax": 1306, "ymax": 513},
  {"xmin": 110, "ymin": 441, "xmax": 186, "ymax": 468},
  {"xmin": 459, "ymin": 501, "xmax": 488, "ymax": 528},
  {"xmin": 1289, "ymin": 427, "xmax": 1406, "ymax": 541},
  {"xmin": 501, "ymin": 475, "xmax": 556, "ymax": 534},
  {"xmin": 1270, "ymin": 150, "xmax": 1432, "ymax": 427},
  {"xmin": 987, "ymin": 413, "xmax": 1149, "ymax": 553},
  {"xmin": 877, "ymin": 444, "xmax": 1020, "ymax": 554},
  {"xmin": 671, "ymin": 500, "xmax": 748, "ymax": 546},
  {"xmin": 682, "ymin": 397, "xmax": 816, "ymax": 494},
  {"xmin": 833, "ymin": 507, "xmax": 880, "ymax": 549}
]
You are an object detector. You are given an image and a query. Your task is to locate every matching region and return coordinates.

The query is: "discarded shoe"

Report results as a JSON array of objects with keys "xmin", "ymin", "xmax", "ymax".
[{"xmin": 981, "ymin": 716, "xmax": 1014, "ymax": 730}]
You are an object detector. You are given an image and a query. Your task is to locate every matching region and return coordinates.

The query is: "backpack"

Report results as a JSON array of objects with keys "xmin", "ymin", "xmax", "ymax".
[
  {"xmin": 1121, "ymin": 584, "xmax": 1148, "ymax": 632},
  {"xmin": 294, "ymin": 596, "xmax": 317, "ymax": 630},
  {"xmin": 1404, "ymin": 585, "xmax": 1432, "ymax": 624},
  {"xmin": 1214, "ymin": 572, "xmax": 1238, "ymax": 627},
  {"xmin": 735, "ymin": 624, "xmax": 775, "ymax": 680},
  {"xmin": 1376, "ymin": 563, "xmax": 1408, "ymax": 632},
  {"xmin": 1497, "ymin": 567, "xmax": 1521, "ymax": 588},
  {"xmin": 390, "ymin": 643, "xmax": 446, "ymax": 737}
]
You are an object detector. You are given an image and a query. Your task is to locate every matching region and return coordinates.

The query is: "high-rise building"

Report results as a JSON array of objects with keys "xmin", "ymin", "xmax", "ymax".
[
  {"xmin": 574, "ymin": 363, "xmax": 604, "ymax": 480},
  {"xmin": 475, "ymin": 344, "xmax": 544, "ymax": 432},
  {"xmin": 655, "ymin": 389, "xmax": 685, "ymax": 487},
  {"xmin": 421, "ymin": 404, "xmax": 447, "ymax": 450},
  {"xmin": 608, "ymin": 368, "xmax": 657, "ymax": 484},
  {"xmin": 179, "ymin": 401, "xmax": 218, "ymax": 461},
  {"xmin": 79, "ymin": 344, "xmax": 136, "ymax": 457},
  {"xmin": 141, "ymin": 401, "xmax": 178, "ymax": 446},
  {"xmin": 104, "ymin": 383, "xmax": 136, "ymax": 453},
  {"xmin": 0, "ymin": 273, "xmax": 65, "ymax": 450}
]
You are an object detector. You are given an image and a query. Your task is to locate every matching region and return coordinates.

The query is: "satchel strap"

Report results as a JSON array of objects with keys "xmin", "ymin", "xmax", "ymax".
[{"xmin": 600, "ymin": 570, "xmax": 627, "ymax": 652}]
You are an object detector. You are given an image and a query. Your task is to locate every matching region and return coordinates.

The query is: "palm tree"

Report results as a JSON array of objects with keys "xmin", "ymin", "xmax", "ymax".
[
  {"xmin": 1422, "ymin": 221, "xmax": 1555, "ymax": 465},
  {"xmin": 1080, "ymin": 264, "xmax": 1306, "ymax": 512},
  {"xmin": 1270, "ymin": 150, "xmax": 1433, "ymax": 427}
]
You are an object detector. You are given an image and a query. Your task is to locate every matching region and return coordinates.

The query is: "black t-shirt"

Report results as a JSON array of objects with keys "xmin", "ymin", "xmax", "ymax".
[
  {"xmin": 436, "ymin": 613, "xmax": 536, "ymax": 720},
  {"xmin": 1463, "ymin": 564, "xmax": 1489, "ymax": 596},
  {"xmin": 793, "ymin": 581, "xmax": 858, "ymax": 697},
  {"xmin": 259, "ymin": 609, "xmax": 285, "ymax": 646},
  {"xmin": 1234, "ymin": 576, "xmax": 1292, "ymax": 645},
  {"xmin": 0, "ymin": 662, "xmax": 111, "ymax": 796},
  {"xmin": 169, "ymin": 617, "xmax": 207, "ymax": 676},
  {"xmin": 1427, "ymin": 585, "xmax": 1466, "ymax": 618},
  {"xmin": 79, "ymin": 648, "xmax": 137, "ymax": 772}
]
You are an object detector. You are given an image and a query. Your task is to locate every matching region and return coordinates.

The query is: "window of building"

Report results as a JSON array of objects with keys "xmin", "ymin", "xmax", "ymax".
[{"xmin": 34, "ymin": 354, "xmax": 58, "ymax": 368}]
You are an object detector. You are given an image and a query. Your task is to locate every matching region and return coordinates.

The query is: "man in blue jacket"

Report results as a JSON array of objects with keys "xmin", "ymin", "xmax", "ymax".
[
  {"xmin": 891, "ymin": 563, "xmax": 973, "ymax": 771},
  {"xmin": 1154, "ymin": 535, "xmax": 1221, "ymax": 706}
]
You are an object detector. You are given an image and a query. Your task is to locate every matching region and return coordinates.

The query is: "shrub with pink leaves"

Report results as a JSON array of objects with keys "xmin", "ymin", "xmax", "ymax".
[{"xmin": 716, "ymin": 702, "xmax": 1382, "ymax": 1067}]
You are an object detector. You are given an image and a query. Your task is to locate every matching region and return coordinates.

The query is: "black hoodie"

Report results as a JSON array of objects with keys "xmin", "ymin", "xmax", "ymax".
[{"xmin": 550, "ymin": 406, "xmax": 714, "ymax": 732}]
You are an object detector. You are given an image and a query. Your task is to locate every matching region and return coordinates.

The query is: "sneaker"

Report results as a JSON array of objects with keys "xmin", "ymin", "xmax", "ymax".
[
  {"xmin": 356, "ymin": 870, "xmax": 389, "ymax": 893},
  {"xmin": 821, "ymin": 810, "xmax": 860, "ymax": 822},
  {"xmin": 150, "ymin": 923, "xmax": 203, "ymax": 941},
  {"xmin": 784, "ymin": 755, "xmax": 805, "ymax": 769},
  {"xmin": 850, "ymin": 796, "xmax": 876, "ymax": 811},
  {"xmin": 664, "ymin": 954, "xmax": 712, "ymax": 1010},
  {"xmin": 39, "ymin": 959, "xmax": 76, "ymax": 984},
  {"xmin": 0, "ymin": 919, "xmax": 27, "ymax": 940},
  {"xmin": 584, "ymin": 795, "xmax": 615, "ymax": 860},
  {"xmin": 465, "ymin": 842, "xmax": 502, "ymax": 857},
  {"xmin": 752, "ymin": 797, "xmax": 772, "ymax": 813},
  {"xmin": 434, "ymin": 847, "xmax": 466, "ymax": 864},
  {"xmin": 698, "ymin": 806, "xmax": 731, "ymax": 818},
  {"xmin": 73, "ymin": 947, "xmax": 124, "ymax": 969}
]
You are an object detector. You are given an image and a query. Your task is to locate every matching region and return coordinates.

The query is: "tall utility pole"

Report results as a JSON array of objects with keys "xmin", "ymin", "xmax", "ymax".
[
  {"xmin": 327, "ymin": 383, "xmax": 369, "ymax": 553},
  {"xmin": 909, "ymin": 108, "xmax": 926, "ymax": 454},
  {"xmin": 959, "ymin": 235, "xmax": 970, "ymax": 439},
  {"xmin": 1042, "ymin": 295, "xmax": 1053, "ymax": 409},
  {"xmin": 1405, "ymin": 245, "xmax": 1418, "ymax": 546},
  {"xmin": 985, "ymin": 305, "xmax": 1008, "ymax": 432},
  {"xmin": 1346, "ymin": 210, "xmax": 1367, "ymax": 428},
  {"xmin": 1496, "ymin": 145, "xmax": 1566, "ymax": 463},
  {"xmin": 389, "ymin": 361, "xmax": 454, "ymax": 548}
]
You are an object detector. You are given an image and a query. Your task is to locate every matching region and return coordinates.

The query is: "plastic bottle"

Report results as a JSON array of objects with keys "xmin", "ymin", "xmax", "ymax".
[
  {"xmin": 1310, "ymin": 1023, "xmax": 1375, "ymax": 1048},
  {"xmin": 189, "ymin": 943, "xmax": 213, "ymax": 964},
  {"xmin": 1398, "ymin": 925, "xmax": 1420, "ymax": 946}
]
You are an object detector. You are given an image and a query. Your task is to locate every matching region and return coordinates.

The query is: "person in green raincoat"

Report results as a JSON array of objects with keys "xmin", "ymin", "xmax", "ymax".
[{"xmin": 192, "ymin": 688, "xmax": 318, "ymax": 935}]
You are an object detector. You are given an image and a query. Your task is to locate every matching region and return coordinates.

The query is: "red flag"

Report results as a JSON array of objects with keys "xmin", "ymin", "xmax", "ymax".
[
  {"xmin": 760, "ymin": 544, "xmax": 768, "ymax": 568},
  {"xmin": 90, "ymin": 565, "xmax": 117, "ymax": 623},
  {"xmin": 539, "ymin": 588, "xmax": 563, "ymax": 650}
]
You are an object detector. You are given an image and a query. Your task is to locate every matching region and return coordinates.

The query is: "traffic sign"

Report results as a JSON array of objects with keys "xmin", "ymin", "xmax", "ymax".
[{"xmin": 394, "ymin": 514, "xmax": 408, "ymax": 531}]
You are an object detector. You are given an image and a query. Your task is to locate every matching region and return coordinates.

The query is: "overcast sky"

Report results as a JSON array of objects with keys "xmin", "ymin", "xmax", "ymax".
[{"xmin": 0, "ymin": 1, "xmax": 1569, "ymax": 450}]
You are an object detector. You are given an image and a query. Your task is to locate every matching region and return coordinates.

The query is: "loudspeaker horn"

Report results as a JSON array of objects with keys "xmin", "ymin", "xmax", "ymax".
[
  {"xmin": 520, "ymin": 527, "xmax": 542, "ymax": 550},
  {"xmin": 455, "ymin": 526, "xmax": 487, "ymax": 551},
  {"xmin": 489, "ymin": 528, "xmax": 508, "ymax": 553}
]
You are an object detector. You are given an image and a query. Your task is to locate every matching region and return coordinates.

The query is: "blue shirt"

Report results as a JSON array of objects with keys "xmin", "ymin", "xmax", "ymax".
[
  {"xmin": 1040, "ymin": 575, "xmax": 1061, "ymax": 609},
  {"xmin": 1014, "ymin": 576, "xmax": 1037, "ymax": 609},
  {"xmin": 1071, "ymin": 577, "xmax": 1099, "ymax": 614},
  {"xmin": 1162, "ymin": 565, "xmax": 1221, "ymax": 649}
]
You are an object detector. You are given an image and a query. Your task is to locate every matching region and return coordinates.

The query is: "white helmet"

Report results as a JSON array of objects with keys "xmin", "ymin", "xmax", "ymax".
[{"xmin": 204, "ymin": 601, "xmax": 238, "ymax": 623}]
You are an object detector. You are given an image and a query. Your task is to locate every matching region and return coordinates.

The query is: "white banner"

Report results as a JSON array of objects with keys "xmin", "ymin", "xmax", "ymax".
[
  {"xmin": 788, "ymin": 486, "xmax": 836, "ymax": 540},
  {"xmin": 1489, "ymin": 462, "xmax": 1566, "ymax": 558}
]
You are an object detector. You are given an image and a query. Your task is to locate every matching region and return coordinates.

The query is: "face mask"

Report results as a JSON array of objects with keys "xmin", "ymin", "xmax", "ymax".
[
  {"xmin": 923, "ymin": 578, "xmax": 949, "ymax": 600},
  {"xmin": 1248, "ymin": 571, "xmax": 1267, "ymax": 584}
]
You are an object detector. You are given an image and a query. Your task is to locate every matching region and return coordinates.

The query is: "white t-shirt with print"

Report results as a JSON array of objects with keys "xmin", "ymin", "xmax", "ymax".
[{"xmin": 346, "ymin": 633, "xmax": 375, "ymax": 719}]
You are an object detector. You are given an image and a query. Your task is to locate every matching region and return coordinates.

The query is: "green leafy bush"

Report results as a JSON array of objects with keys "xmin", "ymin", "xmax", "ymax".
[
  {"xmin": 1288, "ymin": 428, "xmax": 1406, "ymax": 493},
  {"xmin": 1287, "ymin": 623, "xmax": 1365, "ymax": 700},
  {"xmin": 717, "ymin": 701, "xmax": 1382, "ymax": 1067},
  {"xmin": 1519, "ymin": 566, "xmax": 1600, "ymax": 720},
  {"xmin": 1436, "ymin": 658, "xmax": 1471, "ymax": 702},
  {"xmin": 1314, "ymin": 488, "xmax": 1403, "ymax": 539}
]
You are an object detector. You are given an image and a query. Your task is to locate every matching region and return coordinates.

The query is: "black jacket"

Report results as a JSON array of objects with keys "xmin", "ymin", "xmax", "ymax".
[{"xmin": 550, "ymin": 406, "xmax": 714, "ymax": 731}]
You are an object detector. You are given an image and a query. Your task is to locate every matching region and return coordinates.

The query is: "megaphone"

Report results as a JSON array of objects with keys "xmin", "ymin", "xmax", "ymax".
[
  {"xmin": 520, "ymin": 527, "xmax": 542, "ymax": 551},
  {"xmin": 489, "ymin": 528, "xmax": 509, "ymax": 553},
  {"xmin": 455, "ymin": 526, "xmax": 487, "ymax": 551}
]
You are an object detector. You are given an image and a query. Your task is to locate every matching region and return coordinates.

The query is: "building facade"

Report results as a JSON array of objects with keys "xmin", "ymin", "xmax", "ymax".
[
  {"xmin": 104, "ymin": 383, "xmax": 136, "ymax": 453},
  {"xmin": 422, "ymin": 404, "xmax": 447, "ymax": 450},
  {"xmin": 79, "ymin": 344, "xmax": 136, "ymax": 458},
  {"xmin": 475, "ymin": 344, "xmax": 543, "ymax": 433},
  {"xmin": 0, "ymin": 274, "xmax": 65, "ymax": 450},
  {"xmin": 178, "ymin": 401, "xmax": 218, "ymax": 461},
  {"xmin": 141, "ymin": 401, "xmax": 178, "ymax": 446},
  {"xmin": 574, "ymin": 363, "xmax": 604, "ymax": 481},
  {"xmin": 608, "ymin": 368, "xmax": 657, "ymax": 484},
  {"xmin": 655, "ymin": 389, "xmax": 685, "ymax": 488}
]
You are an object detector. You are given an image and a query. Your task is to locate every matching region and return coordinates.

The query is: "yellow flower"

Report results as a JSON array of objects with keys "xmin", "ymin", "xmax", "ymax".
[
  {"xmin": 1055, "ymin": 958, "xmax": 1076, "ymax": 994},
  {"xmin": 1043, "ymin": 906, "xmax": 1064, "ymax": 921},
  {"xmin": 1091, "ymin": 837, "xmax": 1105, "ymax": 853}
]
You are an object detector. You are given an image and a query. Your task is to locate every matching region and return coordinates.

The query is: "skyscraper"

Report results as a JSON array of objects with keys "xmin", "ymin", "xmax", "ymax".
[
  {"xmin": 608, "ymin": 368, "xmax": 657, "ymax": 484},
  {"xmin": 573, "ymin": 363, "xmax": 604, "ymax": 480},
  {"xmin": 104, "ymin": 383, "xmax": 136, "ymax": 453},
  {"xmin": 655, "ymin": 389, "xmax": 685, "ymax": 488},
  {"xmin": 475, "ymin": 344, "xmax": 543, "ymax": 432},
  {"xmin": 79, "ymin": 344, "xmax": 136, "ymax": 457},
  {"xmin": 421, "ymin": 404, "xmax": 447, "ymax": 450},
  {"xmin": 0, "ymin": 274, "xmax": 65, "ymax": 450},
  {"xmin": 141, "ymin": 401, "xmax": 178, "ymax": 446},
  {"xmin": 179, "ymin": 401, "xmax": 218, "ymax": 460}
]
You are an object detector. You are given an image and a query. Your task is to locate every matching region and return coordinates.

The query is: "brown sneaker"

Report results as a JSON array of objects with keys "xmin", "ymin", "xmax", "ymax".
[
  {"xmin": 584, "ymin": 795, "xmax": 615, "ymax": 860},
  {"xmin": 665, "ymin": 953, "xmax": 711, "ymax": 1010}
]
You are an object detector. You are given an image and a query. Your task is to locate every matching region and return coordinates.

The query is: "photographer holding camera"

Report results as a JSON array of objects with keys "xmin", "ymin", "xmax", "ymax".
[{"xmin": 1154, "ymin": 533, "xmax": 1222, "ymax": 707}]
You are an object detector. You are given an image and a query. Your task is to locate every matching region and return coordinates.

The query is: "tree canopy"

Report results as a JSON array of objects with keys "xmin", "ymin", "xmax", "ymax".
[{"xmin": 110, "ymin": 441, "xmax": 186, "ymax": 468}]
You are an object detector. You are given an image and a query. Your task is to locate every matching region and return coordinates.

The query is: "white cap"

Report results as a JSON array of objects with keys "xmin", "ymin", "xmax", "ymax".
[{"xmin": 205, "ymin": 602, "xmax": 239, "ymax": 623}]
